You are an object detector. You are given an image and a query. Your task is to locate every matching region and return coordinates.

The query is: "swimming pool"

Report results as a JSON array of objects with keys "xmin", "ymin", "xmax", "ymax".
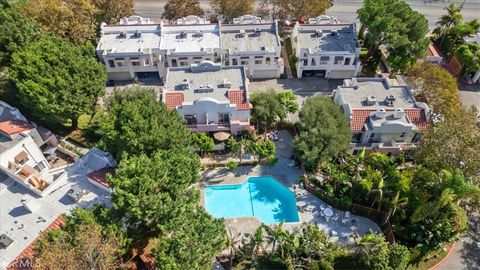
[{"xmin": 204, "ymin": 176, "xmax": 300, "ymax": 224}]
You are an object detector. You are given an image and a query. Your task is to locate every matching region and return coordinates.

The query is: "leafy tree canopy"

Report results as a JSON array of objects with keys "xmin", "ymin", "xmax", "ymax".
[
  {"xmin": 210, "ymin": 0, "xmax": 255, "ymax": 21},
  {"xmin": 163, "ymin": 0, "xmax": 204, "ymax": 21},
  {"xmin": 406, "ymin": 62, "xmax": 462, "ymax": 118},
  {"xmin": 34, "ymin": 209, "xmax": 125, "ymax": 270},
  {"xmin": 250, "ymin": 89, "xmax": 281, "ymax": 132},
  {"xmin": 276, "ymin": 91, "xmax": 298, "ymax": 122},
  {"xmin": 293, "ymin": 95, "xmax": 350, "ymax": 171},
  {"xmin": 456, "ymin": 42, "xmax": 480, "ymax": 75},
  {"xmin": 98, "ymin": 89, "xmax": 191, "ymax": 159},
  {"xmin": 255, "ymin": 140, "xmax": 276, "ymax": 159},
  {"xmin": 273, "ymin": 0, "xmax": 331, "ymax": 21},
  {"xmin": 9, "ymin": 36, "xmax": 106, "ymax": 129},
  {"xmin": 191, "ymin": 131, "xmax": 214, "ymax": 156},
  {"xmin": 95, "ymin": 0, "xmax": 134, "ymax": 25},
  {"xmin": 0, "ymin": 6, "xmax": 43, "ymax": 66},
  {"xmin": 358, "ymin": 0, "xmax": 429, "ymax": 71},
  {"xmin": 415, "ymin": 106, "xmax": 480, "ymax": 176},
  {"xmin": 108, "ymin": 149, "xmax": 201, "ymax": 239}
]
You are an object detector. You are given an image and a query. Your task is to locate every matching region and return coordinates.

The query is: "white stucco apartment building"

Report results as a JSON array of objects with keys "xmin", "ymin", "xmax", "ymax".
[
  {"xmin": 291, "ymin": 16, "xmax": 361, "ymax": 79},
  {"xmin": 162, "ymin": 61, "xmax": 252, "ymax": 135},
  {"xmin": 96, "ymin": 15, "xmax": 284, "ymax": 81},
  {"xmin": 333, "ymin": 78, "xmax": 430, "ymax": 154}
]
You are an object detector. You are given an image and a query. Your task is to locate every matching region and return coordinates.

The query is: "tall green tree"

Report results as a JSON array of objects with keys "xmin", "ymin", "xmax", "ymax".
[
  {"xmin": 355, "ymin": 233, "xmax": 390, "ymax": 270},
  {"xmin": 98, "ymin": 90, "xmax": 191, "ymax": 159},
  {"xmin": 358, "ymin": 0, "xmax": 429, "ymax": 71},
  {"xmin": 9, "ymin": 36, "xmax": 106, "ymax": 129},
  {"xmin": 0, "ymin": 7, "xmax": 43, "ymax": 66},
  {"xmin": 435, "ymin": 3, "xmax": 463, "ymax": 46},
  {"xmin": 276, "ymin": 91, "xmax": 298, "ymax": 122},
  {"xmin": 255, "ymin": 140, "xmax": 276, "ymax": 161},
  {"xmin": 163, "ymin": 0, "xmax": 204, "ymax": 21},
  {"xmin": 272, "ymin": 0, "xmax": 331, "ymax": 20},
  {"xmin": 293, "ymin": 95, "xmax": 350, "ymax": 172},
  {"xmin": 250, "ymin": 89, "xmax": 281, "ymax": 132},
  {"xmin": 191, "ymin": 131, "xmax": 214, "ymax": 156},
  {"xmin": 456, "ymin": 42, "xmax": 480, "ymax": 76},
  {"xmin": 414, "ymin": 107, "xmax": 480, "ymax": 176},
  {"xmin": 210, "ymin": 0, "xmax": 255, "ymax": 21},
  {"xmin": 406, "ymin": 62, "xmax": 462, "ymax": 118},
  {"xmin": 94, "ymin": 0, "xmax": 134, "ymax": 24}
]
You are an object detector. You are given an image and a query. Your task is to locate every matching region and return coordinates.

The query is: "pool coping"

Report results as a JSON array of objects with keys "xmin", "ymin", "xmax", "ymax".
[{"xmin": 201, "ymin": 174, "xmax": 303, "ymax": 226}]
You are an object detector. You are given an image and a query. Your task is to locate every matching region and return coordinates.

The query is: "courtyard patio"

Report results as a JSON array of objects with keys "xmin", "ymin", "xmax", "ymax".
[{"xmin": 200, "ymin": 130, "xmax": 381, "ymax": 245}]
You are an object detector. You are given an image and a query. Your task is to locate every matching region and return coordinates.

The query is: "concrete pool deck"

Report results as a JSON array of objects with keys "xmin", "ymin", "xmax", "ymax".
[{"xmin": 200, "ymin": 130, "xmax": 381, "ymax": 245}]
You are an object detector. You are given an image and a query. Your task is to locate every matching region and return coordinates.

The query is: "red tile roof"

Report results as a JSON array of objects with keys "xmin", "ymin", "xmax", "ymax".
[
  {"xmin": 87, "ymin": 167, "xmax": 116, "ymax": 188},
  {"xmin": 350, "ymin": 108, "xmax": 429, "ymax": 131},
  {"xmin": 404, "ymin": 108, "xmax": 430, "ymax": 131},
  {"xmin": 227, "ymin": 90, "xmax": 251, "ymax": 111},
  {"xmin": 164, "ymin": 92, "xmax": 184, "ymax": 110},
  {"xmin": 427, "ymin": 43, "xmax": 444, "ymax": 58},
  {"xmin": 7, "ymin": 215, "xmax": 65, "ymax": 270},
  {"xmin": 0, "ymin": 120, "xmax": 34, "ymax": 135}
]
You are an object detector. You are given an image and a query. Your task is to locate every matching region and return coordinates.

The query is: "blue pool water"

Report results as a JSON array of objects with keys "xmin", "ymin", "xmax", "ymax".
[{"xmin": 204, "ymin": 176, "xmax": 300, "ymax": 224}]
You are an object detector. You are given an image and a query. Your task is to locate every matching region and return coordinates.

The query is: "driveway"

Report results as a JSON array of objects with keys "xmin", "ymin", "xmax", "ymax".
[
  {"xmin": 458, "ymin": 83, "xmax": 480, "ymax": 114},
  {"xmin": 436, "ymin": 213, "xmax": 480, "ymax": 270}
]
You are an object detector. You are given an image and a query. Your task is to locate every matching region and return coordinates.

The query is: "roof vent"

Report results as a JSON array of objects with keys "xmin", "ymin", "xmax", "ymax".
[
  {"xmin": 255, "ymin": 28, "xmax": 261, "ymax": 33},
  {"xmin": 179, "ymin": 79, "xmax": 190, "ymax": 90},
  {"xmin": 375, "ymin": 108, "xmax": 386, "ymax": 119},
  {"xmin": 67, "ymin": 186, "xmax": 85, "ymax": 202},
  {"xmin": 179, "ymin": 31, "xmax": 187, "ymax": 39},
  {"xmin": 387, "ymin": 95, "xmax": 396, "ymax": 101},
  {"xmin": 118, "ymin": 32, "xmax": 127, "ymax": 39},
  {"xmin": 193, "ymin": 30, "xmax": 204, "ymax": 38},
  {"xmin": 0, "ymin": 234, "xmax": 13, "ymax": 248},
  {"xmin": 393, "ymin": 108, "xmax": 405, "ymax": 119},
  {"xmin": 133, "ymin": 31, "xmax": 142, "ymax": 38},
  {"xmin": 237, "ymin": 29, "xmax": 246, "ymax": 38},
  {"xmin": 366, "ymin": 96, "xmax": 377, "ymax": 106},
  {"xmin": 222, "ymin": 79, "xmax": 231, "ymax": 88},
  {"xmin": 385, "ymin": 99, "xmax": 394, "ymax": 107},
  {"xmin": 315, "ymin": 29, "xmax": 323, "ymax": 37},
  {"xmin": 331, "ymin": 30, "xmax": 337, "ymax": 36}
]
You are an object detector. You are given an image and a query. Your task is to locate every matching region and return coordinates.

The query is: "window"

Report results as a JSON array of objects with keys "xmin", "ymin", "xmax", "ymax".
[
  {"xmin": 130, "ymin": 57, "xmax": 140, "ymax": 66},
  {"xmin": 205, "ymin": 58, "xmax": 211, "ymax": 61},
  {"xmin": 241, "ymin": 56, "xmax": 250, "ymax": 59},
  {"xmin": 115, "ymin": 58, "xmax": 125, "ymax": 66},
  {"xmin": 266, "ymin": 57, "xmax": 271, "ymax": 64},
  {"xmin": 218, "ymin": 113, "xmax": 230, "ymax": 124},
  {"xmin": 334, "ymin": 56, "xmax": 344, "ymax": 64},
  {"xmin": 179, "ymin": 57, "xmax": 188, "ymax": 60},
  {"xmin": 180, "ymin": 61, "xmax": 188, "ymax": 66},
  {"xmin": 311, "ymin": 58, "xmax": 316, "ymax": 66},
  {"xmin": 255, "ymin": 60, "xmax": 262, "ymax": 64},
  {"xmin": 184, "ymin": 115, "xmax": 197, "ymax": 125},
  {"xmin": 225, "ymin": 61, "xmax": 230, "ymax": 66},
  {"xmin": 344, "ymin": 58, "xmax": 351, "ymax": 65},
  {"xmin": 255, "ymin": 56, "xmax": 263, "ymax": 59},
  {"xmin": 370, "ymin": 133, "xmax": 375, "ymax": 138},
  {"xmin": 171, "ymin": 59, "xmax": 177, "ymax": 67},
  {"xmin": 193, "ymin": 56, "xmax": 202, "ymax": 60},
  {"xmin": 144, "ymin": 58, "xmax": 150, "ymax": 66},
  {"xmin": 241, "ymin": 60, "xmax": 249, "ymax": 65},
  {"xmin": 320, "ymin": 56, "xmax": 329, "ymax": 65},
  {"xmin": 412, "ymin": 133, "xmax": 422, "ymax": 143},
  {"xmin": 302, "ymin": 59, "xmax": 308, "ymax": 66},
  {"xmin": 232, "ymin": 59, "xmax": 238, "ymax": 65},
  {"xmin": 351, "ymin": 133, "xmax": 362, "ymax": 143},
  {"xmin": 34, "ymin": 162, "xmax": 46, "ymax": 172},
  {"xmin": 108, "ymin": 60, "xmax": 115, "ymax": 68},
  {"xmin": 400, "ymin": 132, "xmax": 406, "ymax": 138}
]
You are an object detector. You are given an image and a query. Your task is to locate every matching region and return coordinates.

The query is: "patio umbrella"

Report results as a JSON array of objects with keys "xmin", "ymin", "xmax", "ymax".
[{"xmin": 213, "ymin": 131, "xmax": 230, "ymax": 141}]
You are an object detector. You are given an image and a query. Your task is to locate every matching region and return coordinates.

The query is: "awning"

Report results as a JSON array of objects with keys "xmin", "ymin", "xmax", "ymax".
[
  {"xmin": 14, "ymin": 151, "xmax": 28, "ymax": 163},
  {"xmin": 213, "ymin": 131, "xmax": 230, "ymax": 141}
]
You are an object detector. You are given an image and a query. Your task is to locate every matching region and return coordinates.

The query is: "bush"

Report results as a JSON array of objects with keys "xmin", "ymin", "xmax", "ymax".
[
  {"xmin": 339, "ymin": 196, "xmax": 353, "ymax": 208},
  {"xmin": 267, "ymin": 155, "xmax": 278, "ymax": 165},
  {"xmin": 389, "ymin": 243, "xmax": 411, "ymax": 270},
  {"xmin": 226, "ymin": 160, "xmax": 238, "ymax": 171}
]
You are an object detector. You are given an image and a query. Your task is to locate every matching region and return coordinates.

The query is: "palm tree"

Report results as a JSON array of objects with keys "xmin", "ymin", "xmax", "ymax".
[
  {"xmin": 226, "ymin": 227, "xmax": 244, "ymax": 269},
  {"xmin": 411, "ymin": 188, "xmax": 455, "ymax": 223},
  {"xmin": 382, "ymin": 191, "xmax": 408, "ymax": 225},
  {"xmin": 369, "ymin": 178, "xmax": 385, "ymax": 211},
  {"xmin": 436, "ymin": 3, "xmax": 463, "ymax": 46},
  {"xmin": 263, "ymin": 221, "xmax": 288, "ymax": 255},
  {"xmin": 250, "ymin": 226, "xmax": 265, "ymax": 262}
]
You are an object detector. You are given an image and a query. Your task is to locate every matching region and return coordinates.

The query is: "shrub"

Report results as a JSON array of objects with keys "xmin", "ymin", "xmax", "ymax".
[
  {"xmin": 267, "ymin": 155, "xmax": 278, "ymax": 165},
  {"xmin": 226, "ymin": 160, "xmax": 238, "ymax": 171}
]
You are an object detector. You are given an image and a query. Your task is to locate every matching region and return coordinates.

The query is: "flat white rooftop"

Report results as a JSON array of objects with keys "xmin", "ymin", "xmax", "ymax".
[
  {"xmin": 0, "ymin": 148, "xmax": 115, "ymax": 268},
  {"xmin": 337, "ymin": 78, "xmax": 416, "ymax": 109},
  {"xmin": 297, "ymin": 24, "xmax": 359, "ymax": 53},
  {"xmin": 164, "ymin": 61, "xmax": 247, "ymax": 104},
  {"xmin": 221, "ymin": 23, "xmax": 279, "ymax": 53},
  {"xmin": 97, "ymin": 24, "xmax": 161, "ymax": 55},
  {"xmin": 160, "ymin": 24, "xmax": 220, "ymax": 53}
]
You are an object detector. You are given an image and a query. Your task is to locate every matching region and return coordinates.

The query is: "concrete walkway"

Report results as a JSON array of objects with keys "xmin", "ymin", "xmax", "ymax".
[{"xmin": 200, "ymin": 130, "xmax": 381, "ymax": 245}]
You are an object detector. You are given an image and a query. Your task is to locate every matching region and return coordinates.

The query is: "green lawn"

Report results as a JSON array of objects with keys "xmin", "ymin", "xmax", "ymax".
[{"xmin": 407, "ymin": 243, "xmax": 453, "ymax": 270}]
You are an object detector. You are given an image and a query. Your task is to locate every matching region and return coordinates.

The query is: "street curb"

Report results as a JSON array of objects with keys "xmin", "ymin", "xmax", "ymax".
[{"xmin": 428, "ymin": 242, "xmax": 456, "ymax": 270}]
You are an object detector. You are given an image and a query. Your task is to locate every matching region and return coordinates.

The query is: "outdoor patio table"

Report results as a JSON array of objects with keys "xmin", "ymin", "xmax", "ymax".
[
  {"xmin": 350, "ymin": 226, "xmax": 357, "ymax": 231},
  {"xmin": 323, "ymin": 207, "xmax": 334, "ymax": 217}
]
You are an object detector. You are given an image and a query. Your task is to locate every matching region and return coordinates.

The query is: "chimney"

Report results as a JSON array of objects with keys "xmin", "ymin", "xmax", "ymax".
[
  {"xmin": 375, "ymin": 108, "xmax": 386, "ymax": 119},
  {"xmin": 393, "ymin": 108, "xmax": 405, "ymax": 119}
]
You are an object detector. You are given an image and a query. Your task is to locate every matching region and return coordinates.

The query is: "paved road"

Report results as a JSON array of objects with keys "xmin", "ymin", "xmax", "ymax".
[{"xmin": 134, "ymin": 0, "xmax": 480, "ymax": 28}]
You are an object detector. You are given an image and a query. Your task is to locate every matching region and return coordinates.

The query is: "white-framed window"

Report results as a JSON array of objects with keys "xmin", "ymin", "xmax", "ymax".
[
  {"xmin": 320, "ymin": 56, "xmax": 329, "ymax": 65},
  {"xmin": 34, "ymin": 161, "xmax": 46, "ymax": 172},
  {"xmin": 218, "ymin": 113, "xmax": 230, "ymax": 124}
]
